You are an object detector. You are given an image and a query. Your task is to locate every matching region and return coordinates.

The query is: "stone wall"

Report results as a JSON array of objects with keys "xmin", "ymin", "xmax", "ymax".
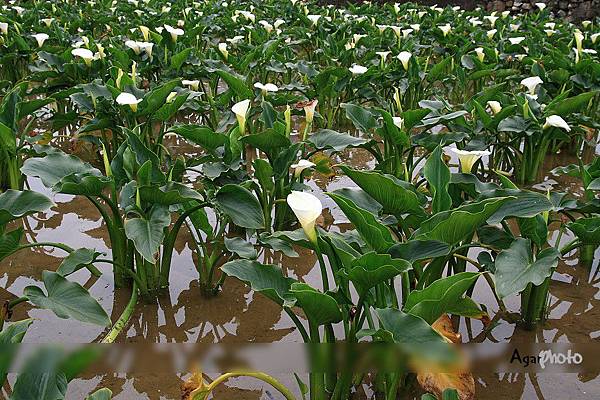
[{"xmin": 485, "ymin": 0, "xmax": 600, "ymax": 20}]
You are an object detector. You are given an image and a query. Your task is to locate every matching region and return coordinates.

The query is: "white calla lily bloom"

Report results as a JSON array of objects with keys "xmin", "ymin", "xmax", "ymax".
[
  {"xmin": 0, "ymin": 23, "xmax": 7, "ymax": 35},
  {"xmin": 32, "ymin": 33, "xmax": 49, "ymax": 47},
  {"xmin": 349, "ymin": 64, "xmax": 368, "ymax": 75},
  {"xmin": 291, "ymin": 159, "xmax": 316, "ymax": 177},
  {"xmin": 42, "ymin": 18, "xmax": 54, "ymax": 27},
  {"xmin": 449, "ymin": 148, "xmax": 491, "ymax": 173},
  {"xmin": 116, "ymin": 92, "xmax": 142, "ymax": 112},
  {"xmin": 164, "ymin": 24, "xmax": 184, "ymax": 41},
  {"xmin": 392, "ymin": 117, "xmax": 404, "ymax": 129},
  {"xmin": 487, "ymin": 101, "xmax": 502, "ymax": 115},
  {"xmin": 182, "ymin": 80, "xmax": 200, "ymax": 91},
  {"xmin": 287, "ymin": 191, "xmax": 322, "ymax": 243},
  {"xmin": 232, "ymin": 99, "xmax": 250, "ymax": 134},
  {"xmin": 71, "ymin": 48, "xmax": 94, "ymax": 66},
  {"xmin": 544, "ymin": 115, "xmax": 571, "ymax": 131},
  {"xmin": 486, "ymin": 29, "xmax": 497, "ymax": 39},
  {"xmin": 139, "ymin": 25, "xmax": 150, "ymax": 41},
  {"xmin": 307, "ymin": 14, "xmax": 321, "ymax": 26},
  {"xmin": 508, "ymin": 37, "xmax": 526, "ymax": 45},
  {"xmin": 304, "ymin": 100, "xmax": 318, "ymax": 124},
  {"xmin": 218, "ymin": 42, "xmax": 228, "ymax": 59},
  {"xmin": 475, "ymin": 47, "xmax": 485, "ymax": 62},
  {"xmin": 521, "ymin": 76, "xmax": 543, "ymax": 96},
  {"xmin": 535, "ymin": 2, "xmax": 547, "ymax": 10},
  {"xmin": 397, "ymin": 51, "xmax": 412, "ymax": 70},
  {"xmin": 574, "ymin": 31, "xmax": 584, "ymax": 55},
  {"xmin": 438, "ymin": 24, "xmax": 451, "ymax": 37},
  {"xmin": 591, "ymin": 33, "xmax": 600, "ymax": 44},
  {"xmin": 254, "ymin": 82, "xmax": 279, "ymax": 94}
]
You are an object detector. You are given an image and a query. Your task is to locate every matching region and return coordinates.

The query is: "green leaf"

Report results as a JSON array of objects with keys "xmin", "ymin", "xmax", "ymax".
[
  {"xmin": 138, "ymin": 182, "xmax": 204, "ymax": 206},
  {"xmin": 545, "ymin": 91, "xmax": 597, "ymax": 116},
  {"xmin": 424, "ymin": 146, "xmax": 452, "ymax": 214},
  {"xmin": 21, "ymin": 152, "xmax": 102, "ymax": 189},
  {"xmin": 221, "ymin": 259, "xmax": 297, "ymax": 307},
  {"xmin": 57, "ymin": 248, "xmax": 102, "ymax": 277},
  {"xmin": 290, "ymin": 283, "xmax": 342, "ymax": 325},
  {"xmin": 125, "ymin": 206, "xmax": 171, "ymax": 262},
  {"xmin": 341, "ymin": 103, "xmax": 377, "ymax": 132},
  {"xmin": 388, "ymin": 240, "xmax": 450, "ymax": 263},
  {"xmin": 567, "ymin": 217, "xmax": 600, "ymax": 245},
  {"xmin": 216, "ymin": 70, "xmax": 252, "ymax": 99},
  {"xmin": 0, "ymin": 228, "xmax": 23, "ymax": 262},
  {"xmin": 171, "ymin": 48, "xmax": 192, "ymax": 71},
  {"xmin": 375, "ymin": 308, "xmax": 444, "ymax": 343},
  {"xmin": 328, "ymin": 193, "xmax": 394, "ymax": 252},
  {"xmin": 239, "ymin": 127, "xmax": 291, "ymax": 160},
  {"xmin": 494, "ymin": 238, "xmax": 559, "ymax": 299},
  {"xmin": 139, "ymin": 79, "xmax": 181, "ymax": 117},
  {"xmin": 347, "ymin": 252, "xmax": 412, "ymax": 296},
  {"xmin": 10, "ymin": 347, "xmax": 68, "ymax": 400},
  {"xmin": 169, "ymin": 125, "xmax": 227, "ymax": 153},
  {"xmin": 404, "ymin": 272, "xmax": 481, "ymax": 324},
  {"xmin": 340, "ymin": 166, "xmax": 426, "ymax": 221},
  {"xmin": 0, "ymin": 319, "xmax": 32, "ymax": 344},
  {"xmin": 215, "ymin": 184, "xmax": 265, "ymax": 229},
  {"xmin": 308, "ymin": 129, "xmax": 367, "ymax": 151},
  {"xmin": 517, "ymin": 214, "xmax": 548, "ymax": 248},
  {"xmin": 0, "ymin": 190, "xmax": 54, "ymax": 226},
  {"xmin": 414, "ymin": 197, "xmax": 512, "ymax": 245},
  {"xmin": 24, "ymin": 271, "xmax": 110, "ymax": 326},
  {"xmin": 224, "ymin": 237, "xmax": 257, "ymax": 259},
  {"xmin": 331, "ymin": 188, "xmax": 382, "ymax": 215}
]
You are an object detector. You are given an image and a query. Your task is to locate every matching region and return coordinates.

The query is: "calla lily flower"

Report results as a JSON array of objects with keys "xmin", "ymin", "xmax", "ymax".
[
  {"xmin": 544, "ymin": 115, "xmax": 571, "ymax": 131},
  {"xmin": 487, "ymin": 101, "xmax": 502, "ymax": 115},
  {"xmin": 402, "ymin": 28, "xmax": 413, "ymax": 38},
  {"xmin": 545, "ymin": 22, "xmax": 556, "ymax": 29},
  {"xmin": 397, "ymin": 51, "xmax": 412, "ymax": 71},
  {"xmin": 376, "ymin": 51, "xmax": 390, "ymax": 67},
  {"xmin": 71, "ymin": 48, "xmax": 94, "ymax": 66},
  {"xmin": 392, "ymin": 117, "xmax": 404, "ymax": 129},
  {"xmin": 545, "ymin": 30, "xmax": 555, "ymax": 37},
  {"xmin": 254, "ymin": 82, "xmax": 279, "ymax": 95},
  {"xmin": 438, "ymin": 24, "xmax": 451, "ymax": 37},
  {"xmin": 520, "ymin": 76, "xmax": 543, "ymax": 96},
  {"xmin": 304, "ymin": 100, "xmax": 318, "ymax": 125},
  {"xmin": 582, "ymin": 21, "xmax": 592, "ymax": 29},
  {"xmin": 32, "ymin": 33, "xmax": 49, "ymax": 47},
  {"xmin": 42, "ymin": 18, "xmax": 54, "ymax": 27},
  {"xmin": 182, "ymin": 80, "xmax": 200, "ymax": 91},
  {"xmin": 274, "ymin": 19, "xmax": 285, "ymax": 29},
  {"xmin": 508, "ymin": 37, "xmax": 525, "ymax": 45},
  {"xmin": 164, "ymin": 24, "xmax": 184, "ymax": 41},
  {"xmin": 591, "ymin": 33, "xmax": 600, "ymax": 44},
  {"xmin": 290, "ymin": 159, "xmax": 315, "ymax": 177},
  {"xmin": 486, "ymin": 29, "xmax": 497, "ymax": 39},
  {"xmin": 410, "ymin": 24, "xmax": 420, "ymax": 32},
  {"xmin": 139, "ymin": 25, "xmax": 150, "ymax": 41},
  {"xmin": 349, "ymin": 64, "xmax": 368, "ymax": 75},
  {"xmin": 116, "ymin": 92, "xmax": 142, "ymax": 112},
  {"xmin": 218, "ymin": 42, "xmax": 228, "ymax": 59},
  {"xmin": 307, "ymin": 15, "xmax": 321, "ymax": 26},
  {"xmin": 0, "ymin": 23, "xmax": 7, "ymax": 35},
  {"xmin": 574, "ymin": 31, "xmax": 584, "ymax": 56},
  {"xmin": 475, "ymin": 47, "xmax": 485, "ymax": 62},
  {"xmin": 448, "ymin": 148, "xmax": 491, "ymax": 173},
  {"xmin": 484, "ymin": 16, "xmax": 499, "ymax": 27},
  {"xmin": 287, "ymin": 191, "xmax": 322, "ymax": 243},
  {"xmin": 535, "ymin": 2, "xmax": 546, "ymax": 10},
  {"xmin": 232, "ymin": 99, "xmax": 250, "ymax": 134}
]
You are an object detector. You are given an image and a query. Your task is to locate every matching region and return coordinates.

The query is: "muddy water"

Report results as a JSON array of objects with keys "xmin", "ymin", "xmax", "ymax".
[{"xmin": 1, "ymin": 138, "xmax": 600, "ymax": 399}]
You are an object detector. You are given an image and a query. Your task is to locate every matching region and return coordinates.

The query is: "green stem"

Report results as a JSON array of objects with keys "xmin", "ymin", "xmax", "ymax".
[
  {"xmin": 191, "ymin": 372, "xmax": 296, "ymax": 400},
  {"xmin": 101, "ymin": 282, "xmax": 138, "ymax": 343}
]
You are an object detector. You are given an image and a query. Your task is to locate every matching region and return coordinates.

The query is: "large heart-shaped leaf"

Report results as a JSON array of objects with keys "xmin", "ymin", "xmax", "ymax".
[
  {"xmin": 567, "ymin": 217, "xmax": 600, "ymax": 245},
  {"xmin": 341, "ymin": 103, "xmax": 377, "ymax": 133},
  {"xmin": 21, "ymin": 152, "xmax": 102, "ymax": 189},
  {"xmin": 494, "ymin": 238, "xmax": 560, "ymax": 299},
  {"xmin": 404, "ymin": 272, "xmax": 481, "ymax": 324},
  {"xmin": 374, "ymin": 308, "xmax": 444, "ymax": 343},
  {"xmin": 0, "ymin": 190, "xmax": 54, "ymax": 226},
  {"xmin": 57, "ymin": 248, "xmax": 103, "ymax": 277},
  {"xmin": 221, "ymin": 259, "xmax": 297, "ymax": 307},
  {"xmin": 347, "ymin": 252, "xmax": 412, "ymax": 297},
  {"xmin": 125, "ymin": 205, "xmax": 171, "ymax": 262},
  {"xmin": 215, "ymin": 184, "xmax": 265, "ymax": 229},
  {"xmin": 388, "ymin": 240, "xmax": 451, "ymax": 263},
  {"xmin": 308, "ymin": 129, "xmax": 367, "ymax": 152},
  {"xmin": 138, "ymin": 182, "xmax": 204, "ymax": 206},
  {"xmin": 24, "ymin": 271, "xmax": 110, "ymax": 326},
  {"xmin": 340, "ymin": 166, "xmax": 426, "ymax": 221},
  {"xmin": 168, "ymin": 125, "xmax": 227, "ymax": 153},
  {"xmin": 414, "ymin": 197, "xmax": 512, "ymax": 245},
  {"xmin": 328, "ymin": 193, "xmax": 394, "ymax": 253},
  {"xmin": 290, "ymin": 283, "xmax": 342, "ymax": 326}
]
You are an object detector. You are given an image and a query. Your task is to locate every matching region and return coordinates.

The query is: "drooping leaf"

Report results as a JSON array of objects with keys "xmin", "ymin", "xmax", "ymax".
[
  {"xmin": 57, "ymin": 248, "xmax": 103, "ymax": 277},
  {"xmin": 290, "ymin": 283, "xmax": 342, "ymax": 325},
  {"xmin": 308, "ymin": 129, "xmax": 367, "ymax": 152},
  {"xmin": 24, "ymin": 271, "xmax": 110, "ymax": 326},
  {"xmin": 0, "ymin": 190, "xmax": 54, "ymax": 226},
  {"xmin": 224, "ymin": 237, "xmax": 257, "ymax": 259},
  {"xmin": 221, "ymin": 259, "xmax": 296, "ymax": 307}
]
